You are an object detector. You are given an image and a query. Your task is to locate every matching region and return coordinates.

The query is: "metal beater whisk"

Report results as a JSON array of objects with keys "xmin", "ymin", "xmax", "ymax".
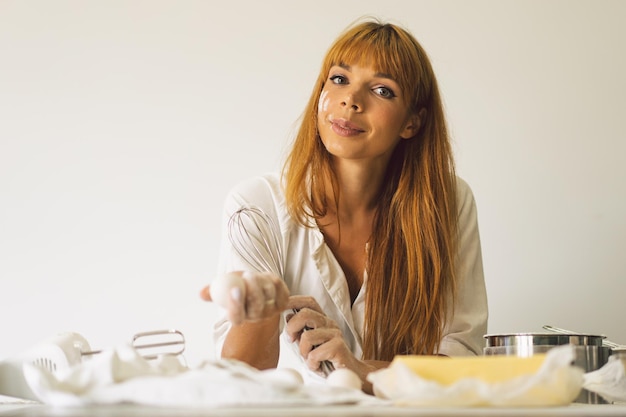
[
  {"xmin": 227, "ymin": 205, "xmax": 335, "ymax": 376},
  {"xmin": 228, "ymin": 206, "xmax": 284, "ymax": 276},
  {"xmin": 82, "ymin": 329, "xmax": 186, "ymax": 360}
]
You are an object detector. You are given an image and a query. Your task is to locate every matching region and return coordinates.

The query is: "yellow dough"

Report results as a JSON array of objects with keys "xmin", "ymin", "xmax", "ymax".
[{"xmin": 391, "ymin": 354, "xmax": 547, "ymax": 386}]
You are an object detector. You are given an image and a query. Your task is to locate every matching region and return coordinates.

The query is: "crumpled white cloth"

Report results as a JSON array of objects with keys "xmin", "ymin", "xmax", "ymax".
[
  {"xmin": 22, "ymin": 344, "xmax": 379, "ymax": 407},
  {"xmin": 367, "ymin": 345, "xmax": 583, "ymax": 407},
  {"xmin": 583, "ymin": 355, "xmax": 626, "ymax": 403}
]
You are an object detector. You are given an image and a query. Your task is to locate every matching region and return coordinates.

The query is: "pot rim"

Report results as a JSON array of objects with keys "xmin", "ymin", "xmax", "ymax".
[
  {"xmin": 483, "ymin": 332, "xmax": 606, "ymax": 338},
  {"xmin": 483, "ymin": 332, "xmax": 607, "ymax": 347}
]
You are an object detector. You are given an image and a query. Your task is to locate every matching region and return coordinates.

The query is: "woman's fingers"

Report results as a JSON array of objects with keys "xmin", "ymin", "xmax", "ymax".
[
  {"xmin": 302, "ymin": 334, "xmax": 342, "ymax": 371},
  {"xmin": 199, "ymin": 283, "xmax": 246, "ymax": 324},
  {"xmin": 273, "ymin": 277, "xmax": 290, "ymax": 310},
  {"xmin": 203, "ymin": 270, "xmax": 291, "ymax": 324},
  {"xmin": 285, "ymin": 307, "xmax": 343, "ymax": 373},
  {"xmin": 286, "ymin": 295, "xmax": 324, "ymax": 314},
  {"xmin": 298, "ymin": 327, "xmax": 341, "ymax": 356},
  {"xmin": 242, "ymin": 272, "xmax": 266, "ymax": 319},
  {"xmin": 297, "ymin": 326, "xmax": 353, "ymax": 376},
  {"xmin": 199, "ymin": 286, "xmax": 212, "ymax": 301},
  {"xmin": 241, "ymin": 271, "xmax": 289, "ymax": 319},
  {"xmin": 284, "ymin": 306, "xmax": 337, "ymax": 340},
  {"xmin": 284, "ymin": 305, "xmax": 353, "ymax": 375},
  {"xmin": 227, "ymin": 285, "xmax": 246, "ymax": 324}
]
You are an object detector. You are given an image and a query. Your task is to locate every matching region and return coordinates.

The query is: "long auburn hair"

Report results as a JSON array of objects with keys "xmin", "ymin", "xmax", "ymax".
[{"xmin": 282, "ymin": 19, "xmax": 458, "ymax": 361}]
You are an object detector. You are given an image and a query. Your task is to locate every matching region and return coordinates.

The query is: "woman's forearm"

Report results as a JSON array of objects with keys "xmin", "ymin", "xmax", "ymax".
[{"xmin": 221, "ymin": 314, "xmax": 281, "ymax": 370}]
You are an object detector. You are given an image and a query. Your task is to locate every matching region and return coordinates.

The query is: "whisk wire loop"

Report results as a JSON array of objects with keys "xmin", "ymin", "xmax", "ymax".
[{"xmin": 227, "ymin": 206, "xmax": 284, "ymax": 276}]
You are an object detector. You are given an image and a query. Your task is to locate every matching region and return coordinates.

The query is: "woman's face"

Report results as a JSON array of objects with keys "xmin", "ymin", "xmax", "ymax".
[{"xmin": 317, "ymin": 63, "xmax": 418, "ymax": 165}]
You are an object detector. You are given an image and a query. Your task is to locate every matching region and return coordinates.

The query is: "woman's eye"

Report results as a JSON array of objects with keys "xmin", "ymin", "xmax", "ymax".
[
  {"xmin": 373, "ymin": 86, "xmax": 396, "ymax": 98},
  {"xmin": 329, "ymin": 75, "xmax": 347, "ymax": 85}
]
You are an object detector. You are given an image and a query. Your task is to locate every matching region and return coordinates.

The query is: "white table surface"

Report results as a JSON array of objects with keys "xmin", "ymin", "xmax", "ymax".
[{"xmin": 1, "ymin": 403, "xmax": 626, "ymax": 417}]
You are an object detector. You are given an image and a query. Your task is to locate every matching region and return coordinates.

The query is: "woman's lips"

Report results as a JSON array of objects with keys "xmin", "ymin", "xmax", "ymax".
[{"xmin": 330, "ymin": 118, "xmax": 364, "ymax": 137}]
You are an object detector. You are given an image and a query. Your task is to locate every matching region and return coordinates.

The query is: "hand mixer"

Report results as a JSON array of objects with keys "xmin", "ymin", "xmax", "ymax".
[
  {"xmin": 0, "ymin": 329, "xmax": 185, "ymax": 401},
  {"xmin": 227, "ymin": 205, "xmax": 335, "ymax": 376}
]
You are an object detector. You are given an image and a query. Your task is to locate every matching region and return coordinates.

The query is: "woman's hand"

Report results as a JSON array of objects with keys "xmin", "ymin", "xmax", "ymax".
[
  {"xmin": 200, "ymin": 270, "xmax": 290, "ymax": 325},
  {"xmin": 286, "ymin": 295, "xmax": 377, "ymax": 390}
]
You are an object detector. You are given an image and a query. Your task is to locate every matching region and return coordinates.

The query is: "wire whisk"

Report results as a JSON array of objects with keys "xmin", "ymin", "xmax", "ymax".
[
  {"xmin": 227, "ymin": 205, "xmax": 334, "ymax": 376},
  {"xmin": 228, "ymin": 206, "xmax": 284, "ymax": 276}
]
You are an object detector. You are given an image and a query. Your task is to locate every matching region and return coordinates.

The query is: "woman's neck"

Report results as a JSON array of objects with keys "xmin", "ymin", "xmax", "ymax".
[{"xmin": 327, "ymin": 158, "xmax": 387, "ymax": 217}]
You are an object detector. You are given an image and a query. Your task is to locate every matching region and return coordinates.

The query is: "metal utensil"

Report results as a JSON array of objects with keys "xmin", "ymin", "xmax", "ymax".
[
  {"xmin": 227, "ymin": 205, "xmax": 335, "ymax": 376},
  {"xmin": 81, "ymin": 329, "xmax": 186, "ymax": 360}
]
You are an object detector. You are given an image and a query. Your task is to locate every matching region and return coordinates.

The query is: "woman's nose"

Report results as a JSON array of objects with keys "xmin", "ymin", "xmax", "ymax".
[{"xmin": 340, "ymin": 89, "xmax": 363, "ymax": 112}]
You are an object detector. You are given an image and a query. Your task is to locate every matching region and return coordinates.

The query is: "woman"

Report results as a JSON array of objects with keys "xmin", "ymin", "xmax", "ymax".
[{"xmin": 201, "ymin": 18, "xmax": 488, "ymax": 393}]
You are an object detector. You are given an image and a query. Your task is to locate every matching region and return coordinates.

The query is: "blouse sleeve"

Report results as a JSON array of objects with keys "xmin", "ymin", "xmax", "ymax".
[{"xmin": 438, "ymin": 177, "xmax": 489, "ymax": 356}]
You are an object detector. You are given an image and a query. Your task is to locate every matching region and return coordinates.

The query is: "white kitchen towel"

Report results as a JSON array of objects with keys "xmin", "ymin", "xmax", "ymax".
[
  {"xmin": 21, "ymin": 344, "xmax": 380, "ymax": 407},
  {"xmin": 367, "ymin": 345, "xmax": 583, "ymax": 407},
  {"xmin": 583, "ymin": 355, "xmax": 626, "ymax": 403}
]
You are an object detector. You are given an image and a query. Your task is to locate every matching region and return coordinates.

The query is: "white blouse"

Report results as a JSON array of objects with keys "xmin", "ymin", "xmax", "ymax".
[{"xmin": 213, "ymin": 173, "xmax": 488, "ymax": 369}]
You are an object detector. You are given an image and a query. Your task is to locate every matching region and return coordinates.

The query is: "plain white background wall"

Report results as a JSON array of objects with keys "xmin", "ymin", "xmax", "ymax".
[{"xmin": 1, "ymin": 0, "xmax": 624, "ymax": 366}]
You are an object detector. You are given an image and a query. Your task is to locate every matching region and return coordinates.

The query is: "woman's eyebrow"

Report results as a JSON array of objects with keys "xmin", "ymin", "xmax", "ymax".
[
  {"xmin": 336, "ymin": 63, "xmax": 395, "ymax": 82},
  {"xmin": 375, "ymin": 71, "xmax": 395, "ymax": 81},
  {"xmin": 338, "ymin": 63, "xmax": 351, "ymax": 71}
]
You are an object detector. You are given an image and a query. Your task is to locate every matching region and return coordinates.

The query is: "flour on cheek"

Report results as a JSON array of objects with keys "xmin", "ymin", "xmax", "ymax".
[{"xmin": 318, "ymin": 90, "xmax": 329, "ymax": 113}]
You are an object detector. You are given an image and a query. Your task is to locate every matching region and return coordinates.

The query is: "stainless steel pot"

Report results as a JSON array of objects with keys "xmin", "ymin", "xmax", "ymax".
[{"xmin": 483, "ymin": 332, "xmax": 612, "ymax": 404}]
